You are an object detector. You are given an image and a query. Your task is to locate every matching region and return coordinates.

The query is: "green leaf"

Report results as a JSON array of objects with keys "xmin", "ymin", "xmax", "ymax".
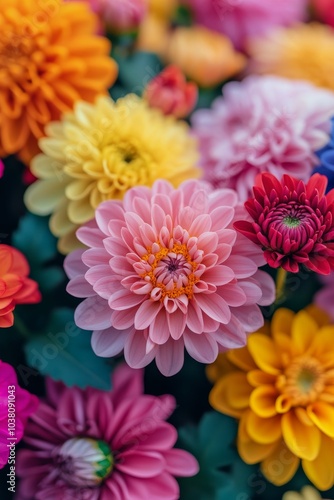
[
  {"xmin": 24, "ymin": 308, "xmax": 113, "ymax": 390},
  {"xmin": 113, "ymin": 50, "xmax": 163, "ymax": 96},
  {"xmin": 12, "ymin": 213, "xmax": 65, "ymax": 293}
]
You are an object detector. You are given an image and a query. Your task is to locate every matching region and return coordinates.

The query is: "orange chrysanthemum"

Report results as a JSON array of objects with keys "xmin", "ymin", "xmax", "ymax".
[
  {"xmin": 0, "ymin": 0, "xmax": 117, "ymax": 164},
  {"xmin": 209, "ymin": 306, "xmax": 334, "ymax": 490},
  {"xmin": 248, "ymin": 23, "xmax": 334, "ymax": 92},
  {"xmin": 0, "ymin": 245, "xmax": 41, "ymax": 328}
]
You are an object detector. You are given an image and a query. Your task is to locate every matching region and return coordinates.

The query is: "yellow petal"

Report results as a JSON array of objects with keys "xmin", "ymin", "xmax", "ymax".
[
  {"xmin": 237, "ymin": 411, "xmax": 278, "ymax": 464},
  {"xmin": 248, "ymin": 334, "xmax": 283, "ymax": 375},
  {"xmin": 246, "ymin": 411, "xmax": 282, "ymax": 444},
  {"xmin": 250, "ymin": 385, "xmax": 279, "ymax": 418},
  {"xmin": 305, "ymin": 305, "xmax": 331, "ymax": 327},
  {"xmin": 206, "ymin": 354, "xmax": 236, "ymax": 383},
  {"xmin": 66, "ymin": 180, "xmax": 94, "ymax": 201},
  {"xmin": 291, "ymin": 311, "xmax": 318, "ymax": 354},
  {"xmin": 247, "ymin": 369, "xmax": 276, "ymax": 388},
  {"xmin": 58, "ymin": 227, "xmax": 82, "ymax": 255},
  {"xmin": 31, "ymin": 154, "xmax": 64, "ymax": 180},
  {"xmin": 271, "ymin": 308, "xmax": 295, "ymax": 336},
  {"xmin": 49, "ymin": 201, "xmax": 76, "ymax": 237},
  {"xmin": 209, "ymin": 372, "xmax": 251, "ymax": 418},
  {"xmin": 227, "ymin": 346, "xmax": 257, "ymax": 371},
  {"xmin": 307, "ymin": 401, "xmax": 334, "ymax": 438},
  {"xmin": 302, "ymin": 434, "xmax": 334, "ymax": 491},
  {"xmin": 67, "ymin": 198, "xmax": 95, "ymax": 224},
  {"xmin": 309, "ymin": 327, "xmax": 334, "ymax": 362},
  {"xmin": 39, "ymin": 137, "xmax": 68, "ymax": 160},
  {"xmin": 24, "ymin": 179, "xmax": 68, "ymax": 215},
  {"xmin": 276, "ymin": 394, "xmax": 292, "ymax": 414},
  {"xmin": 282, "ymin": 410, "xmax": 321, "ymax": 460},
  {"xmin": 261, "ymin": 441, "xmax": 300, "ymax": 486}
]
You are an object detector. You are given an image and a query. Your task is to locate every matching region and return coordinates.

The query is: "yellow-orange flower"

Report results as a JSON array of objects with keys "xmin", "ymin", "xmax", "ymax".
[
  {"xmin": 165, "ymin": 26, "xmax": 247, "ymax": 88},
  {"xmin": 0, "ymin": 0, "xmax": 117, "ymax": 164},
  {"xmin": 248, "ymin": 23, "xmax": 334, "ymax": 92},
  {"xmin": 24, "ymin": 94, "xmax": 200, "ymax": 254},
  {"xmin": 148, "ymin": 0, "xmax": 178, "ymax": 19},
  {"xmin": 283, "ymin": 485, "xmax": 325, "ymax": 500},
  {"xmin": 136, "ymin": 14, "xmax": 170, "ymax": 58},
  {"xmin": 209, "ymin": 306, "xmax": 334, "ymax": 490}
]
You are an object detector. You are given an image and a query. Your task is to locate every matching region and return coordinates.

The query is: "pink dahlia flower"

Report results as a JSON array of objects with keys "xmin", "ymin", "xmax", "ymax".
[
  {"xmin": 84, "ymin": 0, "xmax": 148, "ymax": 32},
  {"xmin": 65, "ymin": 179, "xmax": 275, "ymax": 376},
  {"xmin": 0, "ymin": 361, "xmax": 38, "ymax": 469},
  {"xmin": 16, "ymin": 364, "xmax": 198, "ymax": 499},
  {"xmin": 234, "ymin": 173, "xmax": 334, "ymax": 274},
  {"xmin": 184, "ymin": 0, "xmax": 307, "ymax": 50},
  {"xmin": 315, "ymin": 272, "xmax": 334, "ymax": 320},
  {"xmin": 192, "ymin": 75, "xmax": 334, "ymax": 201}
]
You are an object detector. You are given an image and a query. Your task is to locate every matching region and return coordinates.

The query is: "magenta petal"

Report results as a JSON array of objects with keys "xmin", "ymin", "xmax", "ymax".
[
  {"xmin": 184, "ymin": 331, "xmax": 218, "ymax": 363},
  {"xmin": 111, "ymin": 364, "xmax": 144, "ymax": 404},
  {"xmin": 123, "ymin": 472, "xmax": 180, "ymax": 500},
  {"xmin": 63, "ymin": 249, "xmax": 86, "ymax": 279},
  {"xmin": 137, "ymin": 423, "xmax": 177, "ymax": 451},
  {"xmin": 75, "ymin": 296, "xmax": 112, "ymax": 330},
  {"xmin": 164, "ymin": 448, "xmax": 199, "ymax": 476},
  {"xmin": 116, "ymin": 450, "xmax": 165, "ymax": 478}
]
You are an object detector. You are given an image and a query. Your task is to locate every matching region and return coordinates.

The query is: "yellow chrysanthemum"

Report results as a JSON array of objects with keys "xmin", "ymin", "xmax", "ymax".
[
  {"xmin": 283, "ymin": 485, "xmax": 325, "ymax": 500},
  {"xmin": 248, "ymin": 23, "xmax": 334, "ymax": 92},
  {"xmin": 0, "ymin": 0, "xmax": 117, "ymax": 164},
  {"xmin": 24, "ymin": 94, "xmax": 200, "ymax": 254},
  {"xmin": 209, "ymin": 306, "xmax": 334, "ymax": 490}
]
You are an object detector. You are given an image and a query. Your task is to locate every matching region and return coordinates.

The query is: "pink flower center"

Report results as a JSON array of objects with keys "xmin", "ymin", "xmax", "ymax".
[{"xmin": 140, "ymin": 241, "xmax": 201, "ymax": 301}]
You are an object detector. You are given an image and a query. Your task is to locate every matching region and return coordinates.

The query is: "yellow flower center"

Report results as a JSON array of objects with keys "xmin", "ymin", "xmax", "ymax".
[
  {"xmin": 277, "ymin": 357, "xmax": 325, "ymax": 406},
  {"xmin": 141, "ymin": 242, "xmax": 199, "ymax": 301}
]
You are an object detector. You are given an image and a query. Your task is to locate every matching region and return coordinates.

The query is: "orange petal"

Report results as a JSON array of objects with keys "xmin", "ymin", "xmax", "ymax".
[
  {"xmin": 247, "ymin": 369, "xmax": 277, "ymax": 387},
  {"xmin": 276, "ymin": 394, "xmax": 293, "ymax": 414},
  {"xmin": 237, "ymin": 411, "xmax": 278, "ymax": 464},
  {"xmin": 307, "ymin": 401, "xmax": 334, "ymax": 438},
  {"xmin": 227, "ymin": 345, "xmax": 257, "ymax": 371},
  {"xmin": 282, "ymin": 410, "xmax": 321, "ymax": 460},
  {"xmin": 1, "ymin": 114, "xmax": 30, "ymax": 154},
  {"xmin": 302, "ymin": 434, "xmax": 334, "ymax": 490},
  {"xmin": 246, "ymin": 411, "xmax": 282, "ymax": 444},
  {"xmin": 0, "ymin": 312, "xmax": 14, "ymax": 328},
  {"xmin": 291, "ymin": 311, "xmax": 318, "ymax": 354},
  {"xmin": 1, "ymin": 274, "xmax": 23, "ymax": 298},
  {"xmin": 248, "ymin": 334, "xmax": 283, "ymax": 375},
  {"xmin": 271, "ymin": 308, "xmax": 295, "ymax": 336},
  {"xmin": 0, "ymin": 246, "xmax": 13, "ymax": 275},
  {"xmin": 250, "ymin": 385, "xmax": 279, "ymax": 418},
  {"xmin": 261, "ymin": 441, "xmax": 300, "ymax": 486},
  {"xmin": 209, "ymin": 372, "xmax": 251, "ymax": 418}
]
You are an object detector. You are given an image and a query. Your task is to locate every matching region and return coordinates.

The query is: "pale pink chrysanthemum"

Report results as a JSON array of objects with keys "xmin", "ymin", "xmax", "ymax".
[
  {"xmin": 0, "ymin": 361, "xmax": 38, "ymax": 469},
  {"xmin": 65, "ymin": 180, "xmax": 275, "ymax": 376},
  {"xmin": 17, "ymin": 364, "xmax": 198, "ymax": 499},
  {"xmin": 183, "ymin": 0, "xmax": 307, "ymax": 50},
  {"xmin": 192, "ymin": 76, "xmax": 334, "ymax": 201}
]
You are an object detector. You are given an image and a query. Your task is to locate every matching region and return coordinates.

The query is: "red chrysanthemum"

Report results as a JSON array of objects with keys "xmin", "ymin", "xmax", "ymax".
[{"xmin": 234, "ymin": 173, "xmax": 334, "ymax": 274}]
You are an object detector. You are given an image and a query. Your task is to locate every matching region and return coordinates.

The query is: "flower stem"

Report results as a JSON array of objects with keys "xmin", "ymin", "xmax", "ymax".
[{"xmin": 276, "ymin": 268, "xmax": 288, "ymax": 302}]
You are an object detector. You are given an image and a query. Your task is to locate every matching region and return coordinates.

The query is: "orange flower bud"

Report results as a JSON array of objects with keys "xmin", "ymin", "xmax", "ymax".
[
  {"xmin": 166, "ymin": 26, "xmax": 247, "ymax": 88},
  {"xmin": 144, "ymin": 65, "xmax": 198, "ymax": 118}
]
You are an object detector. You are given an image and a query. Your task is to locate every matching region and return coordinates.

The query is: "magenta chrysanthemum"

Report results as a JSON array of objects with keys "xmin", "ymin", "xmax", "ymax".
[
  {"xmin": 234, "ymin": 173, "xmax": 334, "ymax": 274},
  {"xmin": 65, "ymin": 180, "xmax": 275, "ymax": 376},
  {"xmin": 184, "ymin": 0, "xmax": 307, "ymax": 50},
  {"xmin": 192, "ymin": 76, "xmax": 334, "ymax": 201},
  {"xmin": 0, "ymin": 360, "xmax": 38, "ymax": 469},
  {"xmin": 16, "ymin": 364, "xmax": 198, "ymax": 500}
]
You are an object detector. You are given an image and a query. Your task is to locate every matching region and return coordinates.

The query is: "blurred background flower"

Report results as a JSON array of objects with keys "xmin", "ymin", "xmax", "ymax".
[
  {"xmin": 209, "ymin": 307, "xmax": 334, "ymax": 490},
  {"xmin": 17, "ymin": 364, "xmax": 198, "ymax": 499},
  {"xmin": 87, "ymin": 0, "xmax": 149, "ymax": 33},
  {"xmin": 312, "ymin": 0, "xmax": 334, "ymax": 27},
  {"xmin": 183, "ymin": 0, "xmax": 308, "ymax": 50},
  {"xmin": 0, "ymin": 244, "xmax": 41, "ymax": 328},
  {"xmin": 143, "ymin": 65, "xmax": 198, "ymax": 118},
  {"xmin": 0, "ymin": 360, "xmax": 38, "ymax": 469},
  {"xmin": 249, "ymin": 23, "xmax": 334, "ymax": 92},
  {"xmin": 315, "ymin": 118, "xmax": 334, "ymax": 192},
  {"xmin": 192, "ymin": 76, "xmax": 334, "ymax": 200},
  {"xmin": 0, "ymin": 0, "xmax": 117, "ymax": 164},
  {"xmin": 24, "ymin": 95, "xmax": 199, "ymax": 254},
  {"xmin": 0, "ymin": 161, "xmax": 4, "ymax": 179},
  {"xmin": 283, "ymin": 485, "xmax": 329, "ymax": 500}
]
